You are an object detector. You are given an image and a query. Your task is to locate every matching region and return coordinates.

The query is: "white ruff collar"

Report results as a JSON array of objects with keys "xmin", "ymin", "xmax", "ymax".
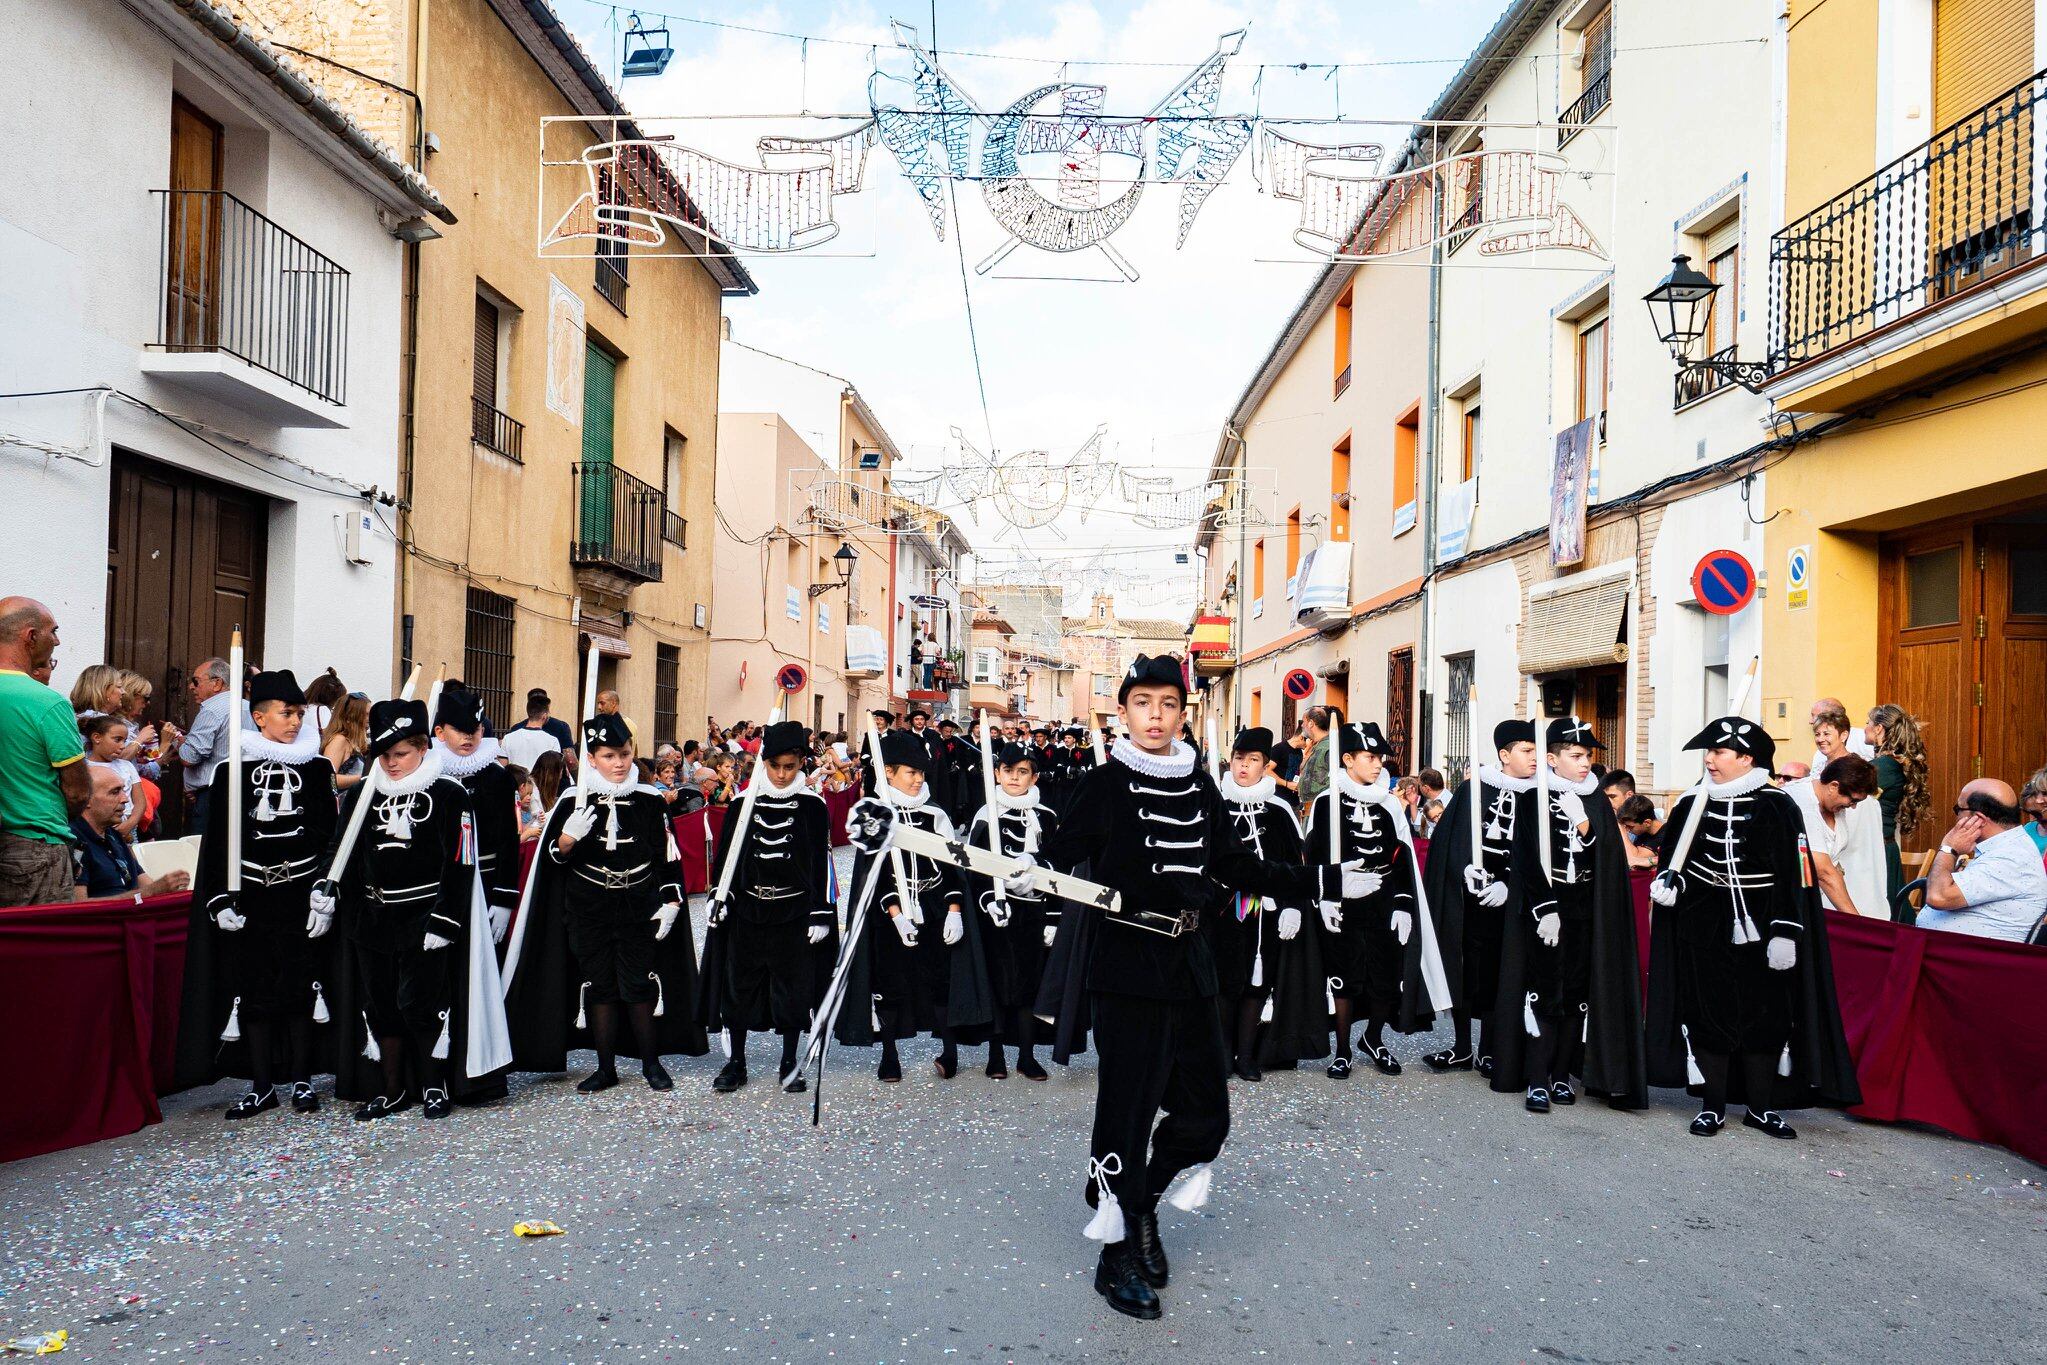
[
  {"xmin": 434, "ymin": 736, "xmax": 503, "ymax": 778},
  {"xmin": 1704, "ymin": 767, "xmax": 1773, "ymax": 799},
  {"xmin": 755, "ymin": 768, "xmax": 807, "ymax": 799},
  {"xmin": 577, "ymin": 764, "xmax": 642, "ymax": 799},
  {"xmin": 370, "ymin": 748, "xmax": 444, "ymax": 796},
  {"xmin": 995, "ymin": 785, "xmax": 1041, "ymax": 811},
  {"xmin": 241, "ymin": 728, "xmax": 319, "ymax": 764},
  {"xmin": 1543, "ymin": 767, "xmax": 1599, "ymax": 796},
  {"xmin": 882, "ymin": 781, "xmax": 931, "ymax": 811},
  {"xmin": 1222, "ymin": 773, "xmax": 1276, "ymax": 805},
  {"xmin": 1333, "ymin": 769, "xmax": 1390, "ymax": 801},
  {"xmin": 1475, "ymin": 765, "xmax": 1536, "ymax": 793},
  {"xmin": 1112, "ymin": 737, "xmax": 1195, "ymax": 778}
]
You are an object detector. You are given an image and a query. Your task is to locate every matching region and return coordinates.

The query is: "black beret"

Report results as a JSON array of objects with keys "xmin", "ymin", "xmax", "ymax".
[
  {"xmin": 760, "ymin": 720, "xmax": 808, "ymax": 760},
  {"xmin": 1684, "ymin": 715, "xmax": 1775, "ymax": 770},
  {"xmin": 996, "ymin": 741, "xmax": 1038, "ymax": 769},
  {"xmin": 1337, "ymin": 720, "xmax": 1392, "ymax": 758},
  {"xmin": 249, "ymin": 669, "xmax": 305, "ymax": 708},
  {"xmin": 1546, "ymin": 716, "xmax": 1604, "ymax": 750},
  {"xmin": 1493, "ymin": 719, "xmax": 1537, "ymax": 751},
  {"xmin": 367, "ymin": 699, "xmax": 429, "ymax": 759},
  {"xmin": 1117, "ymin": 653, "xmax": 1187, "ymax": 703},
  {"xmin": 583, "ymin": 713, "xmax": 633, "ymax": 752},
  {"xmin": 433, "ymin": 687, "xmax": 487, "ymax": 734},
  {"xmin": 1232, "ymin": 726, "xmax": 1275, "ymax": 759},
  {"xmin": 880, "ymin": 729, "xmax": 929, "ymax": 770}
]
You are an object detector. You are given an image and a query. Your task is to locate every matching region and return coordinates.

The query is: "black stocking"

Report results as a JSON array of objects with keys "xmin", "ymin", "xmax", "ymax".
[
  {"xmin": 1738, "ymin": 1048, "xmax": 1779, "ymax": 1116},
  {"xmin": 1332, "ymin": 998, "xmax": 1355, "ymax": 1058},
  {"xmin": 1014, "ymin": 1006, "xmax": 1039, "ymax": 1067},
  {"xmin": 1696, "ymin": 1048, "xmax": 1731, "ymax": 1118},
  {"xmin": 1235, "ymin": 995, "xmax": 1265, "ymax": 1065},
  {"xmin": 1527, "ymin": 1018, "xmax": 1559, "ymax": 1089},
  {"xmin": 627, "ymin": 1001, "xmax": 658, "ymax": 1064},
  {"xmin": 778, "ymin": 1030, "xmax": 799, "ymax": 1076},
  {"xmin": 286, "ymin": 1014, "xmax": 313, "ymax": 1085},
  {"xmin": 728, "ymin": 1027, "xmax": 748, "ymax": 1066},
  {"xmin": 939, "ymin": 1025, "xmax": 958, "ymax": 1068},
  {"xmin": 377, "ymin": 1035, "xmax": 405, "ymax": 1099},
  {"xmin": 243, "ymin": 1017, "xmax": 276, "ymax": 1095},
  {"xmin": 1450, "ymin": 1007, "xmax": 1472, "ymax": 1055},
  {"xmin": 1363, "ymin": 1010, "xmax": 1390, "ymax": 1054},
  {"xmin": 413, "ymin": 1035, "xmax": 446, "ymax": 1093},
  {"xmin": 589, "ymin": 1002, "xmax": 620, "ymax": 1072}
]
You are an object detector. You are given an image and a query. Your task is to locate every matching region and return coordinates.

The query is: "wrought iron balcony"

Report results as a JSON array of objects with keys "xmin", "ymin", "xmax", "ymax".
[
  {"xmin": 571, "ymin": 461, "xmax": 665, "ymax": 583},
  {"xmin": 471, "ymin": 395, "xmax": 524, "ymax": 461},
  {"xmin": 1557, "ymin": 69, "xmax": 1610, "ymax": 148},
  {"xmin": 1673, "ymin": 344, "xmax": 1737, "ymax": 407},
  {"xmin": 152, "ymin": 189, "xmax": 349, "ymax": 406},
  {"xmin": 1772, "ymin": 68, "xmax": 2046, "ymax": 366},
  {"xmin": 663, "ymin": 509, "xmax": 687, "ymax": 547}
]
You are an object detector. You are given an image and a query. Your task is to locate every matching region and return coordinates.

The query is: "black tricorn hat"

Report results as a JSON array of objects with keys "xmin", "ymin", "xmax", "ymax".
[
  {"xmin": 1232, "ymin": 726, "xmax": 1276, "ymax": 759},
  {"xmin": 1118, "ymin": 653, "xmax": 1187, "ymax": 703},
  {"xmin": 760, "ymin": 720, "xmax": 808, "ymax": 760},
  {"xmin": 434, "ymin": 687, "xmax": 487, "ymax": 734},
  {"xmin": 367, "ymin": 699, "xmax": 429, "ymax": 759},
  {"xmin": 583, "ymin": 712, "xmax": 633, "ymax": 752},
  {"xmin": 1684, "ymin": 715, "xmax": 1775, "ymax": 770},
  {"xmin": 880, "ymin": 729, "xmax": 929, "ymax": 770},
  {"xmin": 249, "ymin": 669, "xmax": 305, "ymax": 708},
  {"xmin": 1338, "ymin": 720, "xmax": 1393, "ymax": 758},
  {"xmin": 1546, "ymin": 716, "xmax": 1604, "ymax": 751},
  {"xmin": 996, "ymin": 741, "xmax": 1038, "ymax": 769},
  {"xmin": 1493, "ymin": 719, "xmax": 1537, "ymax": 752}
]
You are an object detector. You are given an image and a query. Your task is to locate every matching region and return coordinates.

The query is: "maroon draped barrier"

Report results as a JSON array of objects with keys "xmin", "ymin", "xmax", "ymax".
[
  {"xmin": 673, "ymin": 806, "xmax": 729, "ymax": 893},
  {"xmin": 823, "ymin": 785, "xmax": 857, "ymax": 847},
  {"xmin": 0, "ymin": 893, "xmax": 192, "ymax": 1164}
]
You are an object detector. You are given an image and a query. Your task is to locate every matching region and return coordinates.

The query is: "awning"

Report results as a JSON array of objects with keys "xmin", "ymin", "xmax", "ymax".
[
  {"xmin": 579, "ymin": 625, "xmax": 632, "ymax": 659},
  {"xmin": 1522, "ymin": 568, "xmax": 1630, "ymax": 674}
]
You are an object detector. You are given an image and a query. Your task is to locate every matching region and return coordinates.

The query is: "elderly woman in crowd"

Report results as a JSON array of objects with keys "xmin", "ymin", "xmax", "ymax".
[
  {"xmin": 1809, "ymin": 703, "xmax": 1887, "ymax": 916},
  {"xmin": 1864, "ymin": 703, "xmax": 1932, "ymax": 913}
]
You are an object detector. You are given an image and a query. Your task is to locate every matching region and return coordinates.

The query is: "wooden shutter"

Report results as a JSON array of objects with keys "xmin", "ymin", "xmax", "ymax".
[
  {"xmin": 473, "ymin": 295, "xmax": 498, "ymax": 409},
  {"xmin": 1934, "ymin": 0, "xmax": 2034, "ymax": 129},
  {"xmin": 581, "ymin": 345, "xmax": 615, "ymax": 465}
]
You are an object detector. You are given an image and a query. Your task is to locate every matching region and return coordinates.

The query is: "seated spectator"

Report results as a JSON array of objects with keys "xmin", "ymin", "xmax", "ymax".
[
  {"xmin": 506, "ymin": 764, "xmax": 542, "ymax": 842},
  {"xmin": 116, "ymin": 670, "xmax": 174, "ymax": 778},
  {"xmin": 1775, "ymin": 760, "xmax": 1811, "ymax": 784},
  {"xmin": 67, "ymin": 663, "xmax": 127, "ymax": 719},
  {"xmin": 679, "ymin": 739, "xmax": 702, "ymax": 787},
  {"xmin": 1787, "ymin": 754, "xmax": 1882, "ymax": 916},
  {"xmin": 1394, "ymin": 775, "xmax": 1424, "ymax": 834},
  {"xmin": 531, "ymin": 750, "xmax": 568, "ymax": 814},
  {"xmin": 1616, "ymin": 794, "xmax": 1665, "ymax": 869},
  {"xmin": 2021, "ymin": 766, "xmax": 2047, "ymax": 857},
  {"xmin": 70, "ymin": 764, "xmax": 187, "ymax": 901},
  {"xmin": 1918, "ymin": 779, "xmax": 2047, "ymax": 942},
  {"xmin": 1599, "ymin": 768, "xmax": 1636, "ymax": 812},
  {"xmin": 80, "ymin": 714, "xmax": 143, "ymax": 839}
]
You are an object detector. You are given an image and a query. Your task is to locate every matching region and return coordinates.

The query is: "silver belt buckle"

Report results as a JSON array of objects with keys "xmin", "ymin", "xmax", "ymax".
[{"xmin": 1106, "ymin": 904, "xmax": 1195, "ymax": 938}]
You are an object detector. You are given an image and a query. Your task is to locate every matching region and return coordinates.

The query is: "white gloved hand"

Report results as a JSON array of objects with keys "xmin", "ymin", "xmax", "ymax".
[
  {"xmin": 488, "ymin": 903, "xmax": 510, "ymax": 945},
  {"xmin": 890, "ymin": 910, "xmax": 918, "ymax": 946},
  {"xmin": 1277, "ymin": 905, "xmax": 1303, "ymax": 940},
  {"xmin": 1535, "ymin": 912, "xmax": 1562, "ymax": 947},
  {"xmin": 807, "ymin": 923, "xmax": 829, "ymax": 945},
  {"xmin": 707, "ymin": 892, "xmax": 730, "ymax": 926},
  {"xmin": 1462, "ymin": 864, "xmax": 1492, "ymax": 896},
  {"xmin": 305, "ymin": 906, "xmax": 333, "ymax": 938},
  {"xmin": 1003, "ymin": 853, "xmax": 1038, "ymax": 897},
  {"xmin": 1649, "ymin": 871, "xmax": 1681, "ymax": 907},
  {"xmin": 651, "ymin": 900, "xmax": 681, "ymax": 942},
  {"xmin": 1390, "ymin": 909, "xmax": 1413, "ymax": 945},
  {"xmin": 211, "ymin": 896, "xmax": 245, "ymax": 932},
  {"xmin": 423, "ymin": 932, "xmax": 453, "ymax": 951},
  {"xmin": 1767, "ymin": 937, "xmax": 1798, "ymax": 971},
  {"xmin": 1556, "ymin": 788, "xmax": 1589, "ymax": 828},
  {"xmin": 1341, "ymin": 864, "xmax": 1384, "ymax": 899},
  {"xmin": 1043, "ymin": 922, "xmax": 1057, "ymax": 948},
  {"xmin": 1477, "ymin": 880, "xmax": 1509, "ymax": 909},
  {"xmin": 560, "ymin": 805, "xmax": 598, "ymax": 844},
  {"xmin": 943, "ymin": 907, "xmax": 964, "ymax": 946},
  {"xmin": 309, "ymin": 879, "xmax": 339, "ymax": 918},
  {"xmin": 1319, "ymin": 901, "xmax": 1344, "ymax": 934},
  {"xmin": 905, "ymin": 896, "xmax": 924, "ymax": 927}
]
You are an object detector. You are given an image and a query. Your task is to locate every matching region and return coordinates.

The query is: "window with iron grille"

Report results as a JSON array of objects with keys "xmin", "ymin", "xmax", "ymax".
[
  {"xmin": 1442, "ymin": 652, "xmax": 1475, "ymax": 788},
  {"xmin": 654, "ymin": 644, "xmax": 680, "ymax": 749},
  {"xmin": 595, "ymin": 169, "xmax": 629, "ymax": 312},
  {"xmin": 463, "ymin": 586, "xmax": 517, "ymax": 732}
]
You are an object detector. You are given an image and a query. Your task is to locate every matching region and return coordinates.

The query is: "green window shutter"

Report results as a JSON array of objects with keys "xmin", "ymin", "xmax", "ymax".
[{"xmin": 581, "ymin": 345, "xmax": 616, "ymax": 546}]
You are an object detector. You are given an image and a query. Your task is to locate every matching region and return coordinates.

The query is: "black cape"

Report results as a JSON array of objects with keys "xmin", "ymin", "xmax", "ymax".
[
  {"xmin": 697, "ymin": 786, "xmax": 839, "ymax": 1033},
  {"xmin": 1210, "ymin": 787, "xmax": 1329, "ymax": 1065}
]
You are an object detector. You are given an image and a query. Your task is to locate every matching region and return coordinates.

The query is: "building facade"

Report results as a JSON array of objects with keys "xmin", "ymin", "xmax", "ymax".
[
  {"xmin": 1760, "ymin": 0, "xmax": 2047, "ymax": 820},
  {"xmin": 893, "ymin": 498, "xmax": 972, "ymax": 717},
  {"xmin": 2, "ymin": 0, "xmax": 446, "ymax": 764}
]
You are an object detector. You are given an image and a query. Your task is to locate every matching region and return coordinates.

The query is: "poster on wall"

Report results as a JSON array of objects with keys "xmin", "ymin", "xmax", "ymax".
[
  {"xmin": 546, "ymin": 276, "xmax": 585, "ymax": 424},
  {"xmin": 1547, "ymin": 416, "xmax": 1595, "ymax": 568}
]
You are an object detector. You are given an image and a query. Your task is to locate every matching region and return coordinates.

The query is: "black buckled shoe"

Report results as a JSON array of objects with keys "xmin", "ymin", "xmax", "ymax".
[
  {"xmin": 1232, "ymin": 1056, "xmax": 1263, "ymax": 1083},
  {"xmin": 780, "ymin": 1069, "xmax": 807, "ymax": 1093},
  {"xmin": 576, "ymin": 1065, "xmax": 620, "ymax": 1094},
  {"xmin": 877, "ymin": 1050, "xmax": 902, "ymax": 1083},
  {"xmin": 1743, "ymin": 1109, "xmax": 1798, "ymax": 1140},
  {"xmin": 1423, "ymin": 1047, "xmax": 1475, "ymax": 1072},
  {"xmin": 1550, "ymin": 1080, "xmax": 1576, "ymax": 1106},
  {"xmin": 1525, "ymin": 1086, "xmax": 1552, "ymax": 1114},
  {"xmin": 712, "ymin": 1060, "xmax": 748, "ymax": 1093},
  {"xmin": 1017, "ymin": 1055, "xmax": 1049, "ymax": 1082},
  {"xmin": 289, "ymin": 1081, "xmax": 319, "ymax": 1114},
  {"xmin": 225, "ymin": 1087, "xmax": 278, "ymax": 1121},
  {"xmin": 642, "ymin": 1060, "xmax": 674, "ymax": 1092},
  {"xmin": 985, "ymin": 1051, "xmax": 1008, "ymax": 1080},
  {"xmin": 1094, "ymin": 1242, "xmax": 1162, "ymax": 1321},
  {"xmin": 353, "ymin": 1093, "xmax": 411, "ymax": 1123},
  {"xmin": 1326, "ymin": 1055, "xmax": 1353, "ymax": 1080},
  {"xmin": 1365, "ymin": 1042, "xmax": 1402, "ymax": 1076},
  {"xmin": 1129, "ymin": 1208, "xmax": 1169, "ymax": 1288},
  {"xmin": 1475, "ymin": 1054, "xmax": 1496, "ymax": 1078},
  {"xmin": 1689, "ymin": 1110, "xmax": 1726, "ymax": 1137},
  {"xmin": 421, "ymin": 1086, "xmax": 452, "ymax": 1120},
  {"xmin": 934, "ymin": 1051, "xmax": 959, "ymax": 1080}
]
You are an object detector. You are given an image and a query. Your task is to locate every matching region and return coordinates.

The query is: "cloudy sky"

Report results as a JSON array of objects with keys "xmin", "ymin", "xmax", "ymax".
[{"xmin": 553, "ymin": 0, "xmax": 1508, "ymax": 614}]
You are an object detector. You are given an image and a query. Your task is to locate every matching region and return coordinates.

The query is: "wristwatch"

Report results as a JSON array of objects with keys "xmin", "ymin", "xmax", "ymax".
[{"xmin": 1938, "ymin": 844, "xmax": 1958, "ymax": 859}]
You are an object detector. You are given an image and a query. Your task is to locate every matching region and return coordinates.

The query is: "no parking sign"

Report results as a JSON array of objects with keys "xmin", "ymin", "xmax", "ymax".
[
  {"xmin": 1691, "ymin": 549, "xmax": 1757, "ymax": 616},
  {"xmin": 776, "ymin": 663, "xmax": 809, "ymax": 693},
  {"xmin": 1282, "ymin": 668, "xmax": 1316, "ymax": 701}
]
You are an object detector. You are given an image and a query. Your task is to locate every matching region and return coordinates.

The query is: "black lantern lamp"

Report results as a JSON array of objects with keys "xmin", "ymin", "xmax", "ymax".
[
  {"xmin": 1643, "ymin": 254, "xmax": 1780, "ymax": 394},
  {"xmin": 808, "ymin": 541, "xmax": 860, "ymax": 598}
]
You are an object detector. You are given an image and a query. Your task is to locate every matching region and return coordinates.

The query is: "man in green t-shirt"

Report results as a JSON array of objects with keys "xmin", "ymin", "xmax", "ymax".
[{"xmin": 0, "ymin": 598, "xmax": 89, "ymax": 907}]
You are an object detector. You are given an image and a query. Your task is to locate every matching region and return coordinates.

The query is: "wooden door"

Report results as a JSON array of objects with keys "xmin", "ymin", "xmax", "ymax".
[
  {"xmin": 1982, "ymin": 522, "xmax": 2047, "ymax": 791},
  {"xmin": 167, "ymin": 96, "xmax": 223, "ymax": 351},
  {"xmin": 1881, "ymin": 528, "xmax": 1975, "ymax": 812},
  {"xmin": 1385, "ymin": 646, "xmax": 1415, "ymax": 774}
]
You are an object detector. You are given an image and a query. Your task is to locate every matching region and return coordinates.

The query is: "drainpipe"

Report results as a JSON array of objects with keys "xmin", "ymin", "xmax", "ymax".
[{"xmin": 1417, "ymin": 130, "xmax": 1445, "ymax": 768}]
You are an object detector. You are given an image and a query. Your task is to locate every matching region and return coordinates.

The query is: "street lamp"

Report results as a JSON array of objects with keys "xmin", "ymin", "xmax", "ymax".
[
  {"xmin": 1643, "ymin": 253, "xmax": 1779, "ymax": 393},
  {"xmin": 808, "ymin": 541, "xmax": 859, "ymax": 598}
]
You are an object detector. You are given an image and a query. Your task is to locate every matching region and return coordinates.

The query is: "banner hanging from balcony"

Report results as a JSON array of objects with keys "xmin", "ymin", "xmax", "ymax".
[
  {"xmin": 1547, "ymin": 416, "xmax": 1596, "ymax": 569},
  {"xmin": 537, "ymin": 24, "xmax": 1610, "ymax": 280}
]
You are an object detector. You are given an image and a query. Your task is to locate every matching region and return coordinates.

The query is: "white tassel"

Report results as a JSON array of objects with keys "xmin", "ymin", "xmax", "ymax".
[
  {"xmin": 220, "ymin": 997, "xmax": 242, "ymax": 1042},
  {"xmin": 431, "ymin": 1009, "xmax": 451, "ymax": 1060},
  {"xmin": 1580, "ymin": 1001, "xmax": 1589, "ymax": 1044},
  {"xmin": 1164, "ymin": 1163, "xmax": 1213, "ymax": 1213},
  {"xmin": 1325, "ymin": 976, "xmax": 1341, "ymax": 1015},
  {"xmin": 871, "ymin": 995, "xmax": 882, "ymax": 1033},
  {"xmin": 1681, "ymin": 1025, "xmax": 1704, "ymax": 1086},
  {"xmin": 1778, "ymin": 1041, "xmax": 1793, "ymax": 1078},
  {"xmin": 722, "ymin": 1027, "xmax": 736, "ymax": 1059},
  {"xmin": 650, "ymin": 971, "xmax": 666, "ymax": 1018},
  {"xmin": 1523, "ymin": 991, "xmax": 1541, "ymax": 1038},
  {"xmin": 362, "ymin": 1014, "xmax": 381, "ymax": 1061},
  {"xmin": 311, "ymin": 981, "xmax": 330, "ymax": 1024},
  {"xmin": 603, "ymin": 797, "xmax": 623, "ymax": 851},
  {"xmin": 1259, "ymin": 994, "xmax": 1275, "ymax": 1023},
  {"xmin": 1731, "ymin": 904, "xmax": 1761, "ymax": 945},
  {"xmin": 1250, "ymin": 950, "xmax": 1264, "ymax": 989},
  {"xmin": 1083, "ymin": 1154, "xmax": 1127, "ymax": 1242},
  {"xmin": 574, "ymin": 981, "xmax": 590, "ymax": 1031}
]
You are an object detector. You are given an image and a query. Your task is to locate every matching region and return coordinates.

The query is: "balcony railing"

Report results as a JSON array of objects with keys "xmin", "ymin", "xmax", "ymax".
[
  {"xmin": 471, "ymin": 395, "xmax": 524, "ymax": 461},
  {"xmin": 663, "ymin": 509, "xmax": 687, "ymax": 547},
  {"xmin": 1334, "ymin": 363, "xmax": 1352, "ymax": 397},
  {"xmin": 1673, "ymin": 344, "xmax": 1737, "ymax": 407},
  {"xmin": 1772, "ymin": 68, "xmax": 2045, "ymax": 365},
  {"xmin": 595, "ymin": 241, "xmax": 629, "ymax": 312},
  {"xmin": 1557, "ymin": 69, "xmax": 1611, "ymax": 148},
  {"xmin": 154, "ymin": 189, "xmax": 350, "ymax": 405},
  {"xmin": 571, "ymin": 461, "xmax": 664, "ymax": 582}
]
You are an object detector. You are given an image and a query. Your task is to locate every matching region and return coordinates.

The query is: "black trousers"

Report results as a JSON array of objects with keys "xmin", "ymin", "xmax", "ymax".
[
  {"xmin": 1088, "ymin": 992, "xmax": 1229, "ymax": 1219},
  {"xmin": 724, "ymin": 916, "xmax": 813, "ymax": 1033}
]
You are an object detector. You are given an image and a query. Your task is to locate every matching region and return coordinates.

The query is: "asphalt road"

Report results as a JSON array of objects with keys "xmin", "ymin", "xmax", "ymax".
[{"xmin": 4, "ymin": 883, "xmax": 2043, "ymax": 1362}]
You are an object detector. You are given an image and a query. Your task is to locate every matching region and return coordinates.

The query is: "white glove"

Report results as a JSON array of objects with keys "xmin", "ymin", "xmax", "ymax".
[
  {"xmin": 890, "ymin": 910, "xmax": 918, "ymax": 946},
  {"xmin": 1535, "ymin": 912, "xmax": 1561, "ymax": 947},
  {"xmin": 488, "ymin": 903, "xmax": 510, "ymax": 945},
  {"xmin": 848, "ymin": 798, "xmax": 895, "ymax": 853},
  {"xmin": 1462, "ymin": 864, "xmax": 1492, "ymax": 896},
  {"xmin": 943, "ymin": 907, "xmax": 964, "ymax": 945},
  {"xmin": 1341, "ymin": 865, "xmax": 1383, "ymax": 899},
  {"xmin": 707, "ymin": 892, "xmax": 730, "ymax": 925},
  {"xmin": 1477, "ymin": 880, "xmax": 1509, "ymax": 909},
  {"xmin": 1649, "ymin": 871, "xmax": 1680, "ymax": 907},
  {"xmin": 1556, "ymin": 788, "xmax": 1589, "ymax": 829},
  {"xmin": 1277, "ymin": 905, "xmax": 1302, "ymax": 941},
  {"xmin": 309, "ymin": 879, "xmax": 339, "ymax": 918},
  {"xmin": 305, "ymin": 906, "xmax": 333, "ymax": 938},
  {"xmin": 807, "ymin": 923, "xmax": 828, "ymax": 945},
  {"xmin": 905, "ymin": 895, "xmax": 924, "ymax": 927},
  {"xmin": 979, "ymin": 892, "xmax": 1012, "ymax": 928},
  {"xmin": 1390, "ymin": 909, "xmax": 1413, "ymax": 945},
  {"xmin": 560, "ymin": 805, "xmax": 598, "ymax": 844},
  {"xmin": 423, "ymin": 932, "xmax": 453, "ymax": 951},
  {"xmin": 1003, "ymin": 854, "xmax": 1038, "ymax": 897},
  {"xmin": 212, "ymin": 896, "xmax": 245, "ymax": 932},
  {"xmin": 1043, "ymin": 923, "xmax": 1057, "ymax": 948},
  {"xmin": 651, "ymin": 900, "xmax": 681, "ymax": 942},
  {"xmin": 1319, "ymin": 901, "xmax": 1344, "ymax": 934},
  {"xmin": 1767, "ymin": 937, "xmax": 1798, "ymax": 971}
]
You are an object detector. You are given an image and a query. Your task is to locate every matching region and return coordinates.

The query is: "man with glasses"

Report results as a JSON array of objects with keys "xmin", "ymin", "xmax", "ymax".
[{"xmin": 1917, "ymin": 780, "xmax": 2047, "ymax": 943}]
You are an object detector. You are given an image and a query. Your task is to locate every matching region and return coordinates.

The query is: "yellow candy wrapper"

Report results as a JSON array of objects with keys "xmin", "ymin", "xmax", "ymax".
[
  {"xmin": 512, "ymin": 1220, "xmax": 564, "ymax": 1238},
  {"xmin": 1, "ymin": 1329, "xmax": 68, "ymax": 1354}
]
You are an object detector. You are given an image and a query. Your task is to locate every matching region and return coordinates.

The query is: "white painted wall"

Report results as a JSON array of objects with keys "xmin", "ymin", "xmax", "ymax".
[{"xmin": 0, "ymin": 0, "xmax": 404, "ymax": 694}]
